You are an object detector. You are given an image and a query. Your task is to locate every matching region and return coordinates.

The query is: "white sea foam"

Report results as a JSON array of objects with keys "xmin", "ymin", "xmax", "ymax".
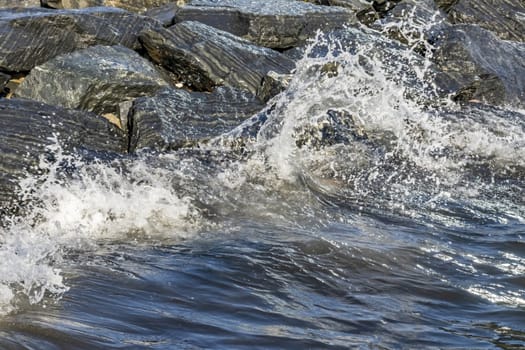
[{"xmin": 0, "ymin": 142, "xmax": 201, "ymax": 315}]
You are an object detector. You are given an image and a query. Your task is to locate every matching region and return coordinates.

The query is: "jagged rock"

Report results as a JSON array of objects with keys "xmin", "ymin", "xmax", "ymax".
[
  {"xmin": 288, "ymin": 26, "xmax": 461, "ymax": 101},
  {"xmin": 15, "ymin": 45, "xmax": 168, "ymax": 115},
  {"xmin": 143, "ymin": 3, "xmax": 177, "ymax": 26},
  {"xmin": 42, "ymin": 0, "xmax": 174, "ymax": 13},
  {"xmin": 165, "ymin": 0, "xmax": 356, "ymax": 49},
  {"xmin": 0, "ymin": 72, "xmax": 8, "ymax": 89},
  {"xmin": 129, "ymin": 87, "xmax": 264, "ymax": 152},
  {"xmin": 373, "ymin": 0, "xmax": 448, "ymax": 54},
  {"xmin": 0, "ymin": 98, "xmax": 127, "ymax": 215},
  {"xmin": 139, "ymin": 21, "xmax": 295, "ymax": 95},
  {"xmin": 256, "ymin": 71, "xmax": 293, "ymax": 103},
  {"xmin": 442, "ymin": 0, "xmax": 525, "ymax": 42},
  {"xmin": 433, "ymin": 25, "xmax": 525, "ymax": 107},
  {"xmin": 0, "ymin": 7, "xmax": 161, "ymax": 72},
  {"xmin": 0, "ymin": 0, "xmax": 41, "ymax": 7}
]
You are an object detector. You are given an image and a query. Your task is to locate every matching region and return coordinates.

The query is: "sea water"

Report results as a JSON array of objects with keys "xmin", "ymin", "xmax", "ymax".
[{"xmin": 0, "ymin": 15, "xmax": 524, "ymax": 349}]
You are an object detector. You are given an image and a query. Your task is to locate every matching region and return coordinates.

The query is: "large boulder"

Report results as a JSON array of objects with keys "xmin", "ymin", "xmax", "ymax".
[
  {"xmin": 0, "ymin": 99, "xmax": 127, "ymax": 215},
  {"xmin": 42, "ymin": 0, "xmax": 174, "ymax": 13},
  {"xmin": 0, "ymin": 0, "xmax": 41, "ymax": 7},
  {"xmin": 439, "ymin": 0, "xmax": 525, "ymax": 42},
  {"xmin": 15, "ymin": 45, "xmax": 169, "ymax": 115},
  {"xmin": 129, "ymin": 87, "xmax": 264, "ymax": 152},
  {"xmin": 432, "ymin": 25, "xmax": 525, "ymax": 107},
  {"xmin": 156, "ymin": 0, "xmax": 356, "ymax": 49},
  {"xmin": 139, "ymin": 21, "xmax": 295, "ymax": 95},
  {"xmin": 0, "ymin": 7, "xmax": 161, "ymax": 72}
]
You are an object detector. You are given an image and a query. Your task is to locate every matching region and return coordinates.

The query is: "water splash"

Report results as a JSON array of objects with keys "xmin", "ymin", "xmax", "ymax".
[{"xmin": 0, "ymin": 140, "xmax": 201, "ymax": 315}]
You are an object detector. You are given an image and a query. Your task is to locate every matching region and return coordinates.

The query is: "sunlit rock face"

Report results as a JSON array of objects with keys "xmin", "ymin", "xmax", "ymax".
[
  {"xmin": 155, "ymin": 0, "xmax": 356, "ymax": 49},
  {"xmin": 15, "ymin": 45, "xmax": 169, "ymax": 115},
  {"xmin": 139, "ymin": 21, "xmax": 295, "ymax": 94},
  {"xmin": 41, "ymin": 0, "xmax": 174, "ymax": 13},
  {"xmin": 0, "ymin": 7, "xmax": 161, "ymax": 72}
]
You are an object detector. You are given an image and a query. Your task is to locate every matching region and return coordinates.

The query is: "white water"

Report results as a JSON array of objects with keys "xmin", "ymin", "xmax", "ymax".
[{"xmin": 1, "ymin": 19, "xmax": 524, "ymax": 318}]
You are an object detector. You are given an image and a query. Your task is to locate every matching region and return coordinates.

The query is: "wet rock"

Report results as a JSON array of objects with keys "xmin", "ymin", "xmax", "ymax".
[
  {"xmin": 0, "ymin": 71, "xmax": 8, "ymax": 89},
  {"xmin": 129, "ymin": 87, "xmax": 264, "ymax": 152},
  {"xmin": 139, "ymin": 21, "xmax": 295, "ymax": 95},
  {"xmin": 16, "ymin": 45, "xmax": 169, "ymax": 115},
  {"xmin": 0, "ymin": 7, "xmax": 161, "ymax": 72},
  {"xmin": 0, "ymin": 0, "xmax": 41, "ymax": 7},
  {"xmin": 443, "ymin": 0, "xmax": 525, "ymax": 42},
  {"xmin": 0, "ymin": 98, "xmax": 127, "ymax": 215},
  {"xmin": 256, "ymin": 71, "xmax": 293, "ymax": 103},
  {"xmin": 374, "ymin": 0, "xmax": 448, "ymax": 50},
  {"xmin": 42, "ymin": 0, "xmax": 174, "ymax": 13},
  {"xmin": 143, "ymin": 3, "xmax": 177, "ymax": 26},
  {"xmin": 168, "ymin": 0, "xmax": 356, "ymax": 49},
  {"xmin": 433, "ymin": 25, "xmax": 525, "ymax": 107},
  {"xmin": 289, "ymin": 26, "xmax": 461, "ymax": 101}
]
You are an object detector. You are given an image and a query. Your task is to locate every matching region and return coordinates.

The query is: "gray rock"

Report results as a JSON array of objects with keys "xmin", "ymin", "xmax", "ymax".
[
  {"xmin": 169, "ymin": 0, "xmax": 356, "ymax": 49},
  {"xmin": 433, "ymin": 25, "xmax": 525, "ymax": 107},
  {"xmin": 0, "ymin": 98, "xmax": 127, "ymax": 215},
  {"xmin": 0, "ymin": 0, "xmax": 41, "ymax": 7},
  {"xmin": 129, "ymin": 86, "xmax": 264, "ymax": 152},
  {"xmin": 16, "ymin": 45, "xmax": 169, "ymax": 115},
  {"xmin": 256, "ymin": 71, "xmax": 293, "ymax": 103},
  {"xmin": 0, "ymin": 7, "xmax": 161, "ymax": 72},
  {"xmin": 139, "ymin": 21, "xmax": 295, "ymax": 95},
  {"xmin": 444, "ymin": 0, "xmax": 525, "ymax": 42},
  {"xmin": 372, "ymin": 0, "xmax": 448, "ymax": 56},
  {"xmin": 143, "ymin": 3, "xmax": 177, "ymax": 26},
  {"xmin": 0, "ymin": 71, "xmax": 8, "ymax": 88},
  {"xmin": 42, "ymin": 0, "xmax": 174, "ymax": 13}
]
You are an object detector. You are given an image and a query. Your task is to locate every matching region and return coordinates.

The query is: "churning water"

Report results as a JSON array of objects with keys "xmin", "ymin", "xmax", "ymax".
[{"xmin": 1, "ymin": 19, "xmax": 524, "ymax": 349}]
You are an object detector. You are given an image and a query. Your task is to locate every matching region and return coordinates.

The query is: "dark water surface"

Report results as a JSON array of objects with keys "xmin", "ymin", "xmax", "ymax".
[{"xmin": 1, "ymin": 19, "xmax": 525, "ymax": 350}]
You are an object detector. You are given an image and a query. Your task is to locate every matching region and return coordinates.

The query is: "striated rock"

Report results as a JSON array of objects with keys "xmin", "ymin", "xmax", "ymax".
[
  {"xmin": 0, "ymin": 0, "xmax": 41, "ymax": 7},
  {"xmin": 15, "ymin": 45, "xmax": 169, "ymax": 115},
  {"xmin": 167, "ymin": 0, "xmax": 356, "ymax": 49},
  {"xmin": 433, "ymin": 25, "xmax": 525, "ymax": 107},
  {"xmin": 373, "ymin": 0, "xmax": 448, "ymax": 54},
  {"xmin": 42, "ymin": 0, "xmax": 174, "ymax": 13},
  {"xmin": 288, "ymin": 26, "xmax": 462, "ymax": 101},
  {"xmin": 443, "ymin": 0, "xmax": 525, "ymax": 42},
  {"xmin": 0, "ymin": 98, "xmax": 127, "ymax": 215},
  {"xmin": 256, "ymin": 71, "xmax": 293, "ymax": 103},
  {"xmin": 129, "ymin": 86, "xmax": 264, "ymax": 152},
  {"xmin": 143, "ymin": 3, "xmax": 177, "ymax": 26},
  {"xmin": 0, "ymin": 7, "xmax": 161, "ymax": 72},
  {"xmin": 0, "ymin": 71, "xmax": 8, "ymax": 89},
  {"xmin": 139, "ymin": 21, "xmax": 295, "ymax": 95}
]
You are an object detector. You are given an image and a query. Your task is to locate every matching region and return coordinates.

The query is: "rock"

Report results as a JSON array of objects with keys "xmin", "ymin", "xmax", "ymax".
[
  {"xmin": 0, "ymin": 7, "xmax": 161, "ymax": 72},
  {"xmin": 139, "ymin": 21, "xmax": 295, "ymax": 95},
  {"xmin": 256, "ymin": 71, "xmax": 293, "ymax": 103},
  {"xmin": 129, "ymin": 86, "xmax": 264, "ymax": 152},
  {"xmin": 442, "ymin": 0, "xmax": 525, "ymax": 42},
  {"xmin": 0, "ymin": 0, "xmax": 41, "ymax": 7},
  {"xmin": 288, "ymin": 26, "xmax": 461, "ymax": 101},
  {"xmin": 42, "ymin": 0, "xmax": 174, "ymax": 13},
  {"xmin": 143, "ymin": 3, "xmax": 177, "ymax": 26},
  {"xmin": 372, "ymin": 0, "xmax": 448, "ymax": 55},
  {"xmin": 15, "ymin": 45, "xmax": 169, "ymax": 115},
  {"xmin": 0, "ymin": 98, "xmax": 127, "ymax": 215},
  {"xmin": 0, "ymin": 71, "xmax": 8, "ymax": 89},
  {"xmin": 433, "ymin": 25, "xmax": 525, "ymax": 107},
  {"xmin": 168, "ymin": 0, "xmax": 356, "ymax": 49}
]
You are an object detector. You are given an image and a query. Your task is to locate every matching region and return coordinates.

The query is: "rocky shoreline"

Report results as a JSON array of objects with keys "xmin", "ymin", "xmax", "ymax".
[{"xmin": 0, "ymin": 0, "xmax": 524, "ymax": 217}]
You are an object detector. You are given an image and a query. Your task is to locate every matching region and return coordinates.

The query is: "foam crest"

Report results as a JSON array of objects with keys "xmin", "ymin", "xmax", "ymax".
[{"xmin": 0, "ymin": 142, "xmax": 201, "ymax": 315}]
